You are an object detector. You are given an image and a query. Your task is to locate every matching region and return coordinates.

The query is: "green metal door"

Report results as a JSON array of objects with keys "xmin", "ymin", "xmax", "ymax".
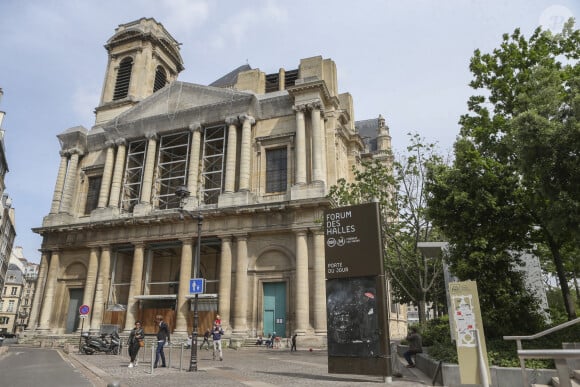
[{"xmin": 263, "ymin": 282, "xmax": 286, "ymax": 337}]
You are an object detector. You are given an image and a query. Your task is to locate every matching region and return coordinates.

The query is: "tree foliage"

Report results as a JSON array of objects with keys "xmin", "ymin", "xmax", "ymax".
[
  {"xmin": 328, "ymin": 133, "xmax": 446, "ymax": 323},
  {"xmin": 427, "ymin": 20, "xmax": 579, "ymax": 327}
]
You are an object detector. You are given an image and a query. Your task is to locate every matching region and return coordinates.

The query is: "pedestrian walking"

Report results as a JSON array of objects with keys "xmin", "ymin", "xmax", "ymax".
[
  {"xmin": 211, "ymin": 324, "xmax": 225, "ymax": 361},
  {"xmin": 200, "ymin": 329, "xmax": 211, "ymax": 350},
  {"xmin": 127, "ymin": 321, "xmax": 144, "ymax": 368},
  {"xmin": 154, "ymin": 315, "xmax": 170, "ymax": 368},
  {"xmin": 290, "ymin": 333, "xmax": 297, "ymax": 352}
]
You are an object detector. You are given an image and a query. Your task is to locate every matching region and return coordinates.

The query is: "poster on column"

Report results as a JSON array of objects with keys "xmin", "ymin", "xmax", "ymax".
[{"xmin": 324, "ymin": 202, "xmax": 389, "ymax": 376}]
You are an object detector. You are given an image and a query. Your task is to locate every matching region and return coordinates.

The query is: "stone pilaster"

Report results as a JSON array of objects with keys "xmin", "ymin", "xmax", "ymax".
[
  {"xmin": 187, "ymin": 123, "xmax": 202, "ymax": 202},
  {"xmin": 97, "ymin": 142, "xmax": 115, "ymax": 208},
  {"xmin": 293, "ymin": 105, "xmax": 307, "ymax": 185},
  {"xmin": 139, "ymin": 133, "xmax": 157, "ymax": 204},
  {"xmin": 313, "ymin": 230, "xmax": 327, "ymax": 334},
  {"xmin": 90, "ymin": 247, "xmax": 111, "ymax": 332},
  {"xmin": 108, "ymin": 139, "xmax": 127, "ymax": 208},
  {"xmin": 50, "ymin": 151, "xmax": 68, "ymax": 214},
  {"xmin": 175, "ymin": 238, "xmax": 193, "ymax": 334},
  {"xmin": 124, "ymin": 243, "xmax": 144, "ymax": 332},
  {"xmin": 26, "ymin": 251, "xmax": 49, "ymax": 331},
  {"xmin": 320, "ymin": 114, "xmax": 327, "ymax": 183},
  {"xmin": 238, "ymin": 115, "xmax": 255, "ymax": 191},
  {"xmin": 233, "ymin": 235, "xmax": 248, "ymax": 334},
  {"xmin": 38, "ymin": 250, "xmax": 60, "ymax": 331},
  {"xmin": 60, "ymin": 148, "xmax": 83, "ymax": 214},
  {"xmin": 224, "ymin": 117, "xmax": 238, "ymax": 193},
  {"xmin": 218, "ymin": 236, "xmax": 233, "ymax": 332},
  {"xmin": 80, "ymin": 247, "xmax": 99, "ymax": 329},
  {"xmin": 294, "ymin": 229, "xmax": 309, "ymax": 334},
  {"xmin": 309, "ymin": 101, "xmax": 324, "ymax": 183}
]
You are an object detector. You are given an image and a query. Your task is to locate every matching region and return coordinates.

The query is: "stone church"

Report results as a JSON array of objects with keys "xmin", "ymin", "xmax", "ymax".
[{"xmin": 27, "ymin": 17, "xmax": 400, "ymax": 344}]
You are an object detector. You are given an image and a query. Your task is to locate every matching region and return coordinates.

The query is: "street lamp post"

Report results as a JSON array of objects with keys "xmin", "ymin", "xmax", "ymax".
[{"xmin": 175, "ymin": 185, "xmax": 203, "ymax": 372}]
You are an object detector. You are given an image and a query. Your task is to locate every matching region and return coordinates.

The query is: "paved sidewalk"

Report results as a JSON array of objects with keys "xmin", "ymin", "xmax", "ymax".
[{"xmin": 68, "ymin": 345, "xmax": 434, "ymax": 387}]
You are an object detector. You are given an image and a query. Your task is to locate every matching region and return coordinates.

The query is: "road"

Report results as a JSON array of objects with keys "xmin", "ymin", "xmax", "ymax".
[{"xmin": 0, "ymin": 347, "xmax": 97, "ymax": 387}]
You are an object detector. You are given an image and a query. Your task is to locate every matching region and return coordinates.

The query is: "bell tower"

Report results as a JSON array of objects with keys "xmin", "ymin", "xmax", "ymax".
[{"xmin": 94, "ymin": 17, "xmax": 184, "ymax": 125}]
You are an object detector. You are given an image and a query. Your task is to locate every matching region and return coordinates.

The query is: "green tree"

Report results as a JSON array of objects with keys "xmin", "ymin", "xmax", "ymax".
[
  {"xmin": 328, "ymin": 134, "xmax": 445, "ymax": 323},
  {"xmin": 427, "ymin": 20, "xmax": 579, "ymax": 323}
]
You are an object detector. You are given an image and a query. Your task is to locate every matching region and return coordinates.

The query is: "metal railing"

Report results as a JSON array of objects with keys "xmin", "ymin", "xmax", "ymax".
[
  {"xmin": 504, "ymin": 317, "xmax": 580, "ymax": 387},
  {"xmin": 120, "ymin": 339, "xmax": 196, "ymax": 373}
]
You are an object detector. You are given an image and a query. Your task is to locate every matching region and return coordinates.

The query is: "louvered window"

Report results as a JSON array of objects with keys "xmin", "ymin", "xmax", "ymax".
[
  {"xmin": 266, "ymin": 147, "xmax": 287, "ymax": 193},
  {"xmin": 153, "ymin": 66, "xmax": 167, "ymax": 92},
  {"xmin": 113, "ymin": 57, "xmax": 133, "ymax": 100},
  {"xmin": 84, "ymin": 176, "xmax": 102, "ymax": 215}
]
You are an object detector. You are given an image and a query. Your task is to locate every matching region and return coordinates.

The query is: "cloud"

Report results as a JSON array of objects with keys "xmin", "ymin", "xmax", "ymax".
[
  {"xmin": 209, "ymin": 0, "xmax": 288, "ymax": 50},
  {"xmin": 159, "ymin": 0, "xmax": 210, "ymax": 39}
]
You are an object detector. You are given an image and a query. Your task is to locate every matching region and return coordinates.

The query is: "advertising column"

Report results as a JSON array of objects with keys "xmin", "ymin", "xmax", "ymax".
[{"xmin": 324, "ymin": 202, "xmax": 391, "ymax": 377}]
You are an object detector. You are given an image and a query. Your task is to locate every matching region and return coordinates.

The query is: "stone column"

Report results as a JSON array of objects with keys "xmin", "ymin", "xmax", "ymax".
[
  {"xmin": 90, "ymin": 247, "xmax": 111, "ymax": 332},
  {"xmin": 50, "ymin": 151, "xmax": 69, "ymax": 214},
  {"xmin": 187, "ymin": 123, "xmax": 202, "ymax": 202},
  {"xmin": 233, "ymin": 235, "xmax": 248, "ymax": 333},
  {"xmin": 312, "ymin": 230, "xmax": 327, "ymax": 334},
  {"xmin": 124, "ymin": 243, "xmax": 144, "ymax": 332},
  {"xmin": 224, "ymin": 117, "xmax": 238, "ymax": 193},
  {"xmin": 295, "ymin": 229, "xmax": 309, "ymax": 334},
  {"xmin": 175, "ymin": 238, "xmax": 193, "ymax": 334},
  {"xmin": 109, "ymin": 139, "xmax": 127, "ymax": 208},
  {"xmin": 293, "ymin": 105, "xmax": 307, "ymax": 185},
  {"xmin": 238, "ymin": 115, "xmax": 255, "ymax": 191},
  {"xmin": 38, "ymin": 250, "xmax": 60, "ymax": 331},
  {"xmin": 60, "ymin": 148, "xmax": 82, "ymax": 214},
  {"xmin": 140, "ymin": 133, "xmax": 157, "ymax": 204},
  {"xmin": 26, "ymin": 251, "xmax": 49, "ymax": 331},
  {"xmin": 310, "ymin": 102, "xmax": 324, "ymax": 183},
  {"xmin": 80, "ymin": 247, "xmax": 99, "ymax": 329},
  {"xmin": 320, "ymin": 115, "xmax": 327, "ymax": 183},
  {"xmin": 218, "ymin": 236, "xmax": 233, "ymax": 332},
  {"xmin": 97, "ymin": 142, "xmax": 115, "ymax": 208}
]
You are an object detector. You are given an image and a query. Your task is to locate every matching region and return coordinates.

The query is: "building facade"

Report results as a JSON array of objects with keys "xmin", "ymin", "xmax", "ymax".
[
  {"xmin": 0, "ymin": 89, "xmax": 16, "ymax": 300},
  {"xmin": 29, "ymin": 18, "xmax": 398, "ymax": 343}
]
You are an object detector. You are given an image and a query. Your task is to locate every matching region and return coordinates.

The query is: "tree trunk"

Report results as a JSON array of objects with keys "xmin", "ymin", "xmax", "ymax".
[
  {"xmin": 546, "ymin": 234, "xmax": 577, "ymax": 320},
  {"xmin": 418, "ymin": 296, "xmax": 427, "ymax": 324}
]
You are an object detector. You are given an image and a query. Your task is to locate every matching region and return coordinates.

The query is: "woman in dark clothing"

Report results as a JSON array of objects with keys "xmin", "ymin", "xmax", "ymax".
[{"xmin": 128, "ymin": 321, "xmax": 144, "ymax": 368}]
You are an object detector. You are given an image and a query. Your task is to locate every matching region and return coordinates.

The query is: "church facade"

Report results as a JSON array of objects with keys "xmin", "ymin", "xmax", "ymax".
[{"xmin": 28, "ymin": 18, "xmax": 399, "ymax": 343}]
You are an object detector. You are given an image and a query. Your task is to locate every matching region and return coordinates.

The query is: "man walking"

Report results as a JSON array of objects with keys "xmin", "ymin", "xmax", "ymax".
[
  {"xmin": 290, "ymin": 333, "xmax": 297, "ymax": 352},
  {"xmin": 154, "ymin": 315, "xmax": 170, "ymax": 368},
  {"xmin": 404, "ymin": 327, "xmax": 422, "ymax": 368}
]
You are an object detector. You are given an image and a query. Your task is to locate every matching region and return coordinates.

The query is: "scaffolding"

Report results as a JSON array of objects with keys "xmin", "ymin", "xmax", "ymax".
[{"xmin": 201, "ymin": 125, "xmax": 226, "ymax": 204}]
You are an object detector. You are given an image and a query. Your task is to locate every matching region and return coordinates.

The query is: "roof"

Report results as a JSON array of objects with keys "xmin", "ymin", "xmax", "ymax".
[{"xmin": 209, "ymin": 64, "xmax": 252, "ymax": 88}]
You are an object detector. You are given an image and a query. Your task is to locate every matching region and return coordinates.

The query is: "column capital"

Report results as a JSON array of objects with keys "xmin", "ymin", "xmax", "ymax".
[
  {"xmin": 67, "ymin": 147, "xmax": 84, "ymax": 156},
  {"xmin": 239, "ymin": 114, "xmax": 255, "ymax": 125},
  {"xmin": 293, "ymin": 228, "xmax": 309, "ymax": 236},
  {"xmin": 310, "ymin": 227, "xmax": 325, "ymax": 236},
  {"xmin": 292, "ymin": 104, "xmax": 307, "ymax": 113},
  {"xmin": 306, "ymin": 100, "xmax": 323, "ymax": 111},
  {"xmin": 179, "ymin": 237, "xmax": 194, "ymax": 244},
  {"xmin": 189, "ymin": 122, "xmax": 202, "ymax": 132},
  {"xmin": 225, "ymin": 116, "xmax": 239, "ymax": 126},
  {"xmin": 59, "ymin": 150, "xmax": 69, "ymax": 157},
  {"xmin": 145, "ymin": 132, "xmax": 158, "ymax": 140},
  {"xmin": 105, "ymin": 140, "xmax": 116, "ymax": 148},
  {"xmin": 115, "ymin": 138, "xmax": 127, "ymax": 147}
]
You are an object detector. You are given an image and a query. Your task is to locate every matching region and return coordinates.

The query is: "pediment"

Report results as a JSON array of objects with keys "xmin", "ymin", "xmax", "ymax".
[{"xmin": 112, "ymin": 81, "xmax": 254, "ymax": 124}]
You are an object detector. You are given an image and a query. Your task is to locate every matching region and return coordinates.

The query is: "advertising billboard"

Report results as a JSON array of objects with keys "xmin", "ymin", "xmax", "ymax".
[{"xmin": 324, "ymin": 202, "xmax": 390, "ymax": 376}]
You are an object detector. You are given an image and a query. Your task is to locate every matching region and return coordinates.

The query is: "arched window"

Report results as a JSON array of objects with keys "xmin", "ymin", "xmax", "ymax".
[
  {"xmin": 153, "ymin": 66, "xmax": 167, "ymax": 92},
  {"xmin": 113, "ymin": 57, "xmax": 133, "ymax": 100}
]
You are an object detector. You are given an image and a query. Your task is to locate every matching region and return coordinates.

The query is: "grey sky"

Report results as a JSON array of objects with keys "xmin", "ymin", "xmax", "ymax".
[{"xmin": 0, "ymin": 0, "xmax": 577, "ymax": 263}]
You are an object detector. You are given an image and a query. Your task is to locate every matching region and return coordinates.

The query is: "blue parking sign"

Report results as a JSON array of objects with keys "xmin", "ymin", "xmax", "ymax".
[{"xmin": 190, "ymin": 278, "xmax": 205, "ymax": 294}]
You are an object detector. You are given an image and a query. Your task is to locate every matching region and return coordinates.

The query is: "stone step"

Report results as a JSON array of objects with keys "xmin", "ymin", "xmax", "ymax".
[
  {"xmin": 575, "ymin": 369, "xmax": 580, "ymax": 380},
  {"xmin": 552, "ymin": 375, "xmax": 580, "ymax": 387}
]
